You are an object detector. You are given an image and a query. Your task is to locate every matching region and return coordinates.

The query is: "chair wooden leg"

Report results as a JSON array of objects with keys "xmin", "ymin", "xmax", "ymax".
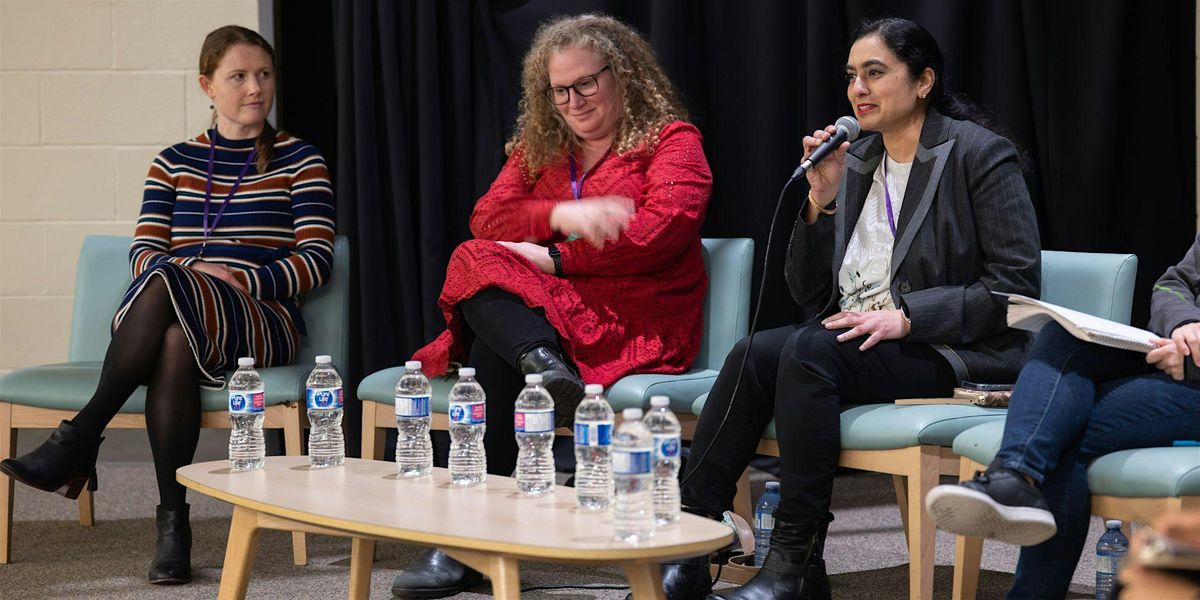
[
  {"xmin": 361, "ymin": 402, "xmax": 380, "ymax": 460},
  {"xmin": 0, "ymin": 403, "xmax": 14, "ymax": 564},
  {"xmin": 733, "ymin": 468, "xmax": 754, "ymax": 525},
  {"xmin": 77, "ymin": 487, "xmax": 94, "ymax": 527},
  {"xmin": 952, "ymin": 457, "xmax": 986, "ymax": 600},
  {"xmin": 893, "ymin": 474, "xmax": 911, "ymax": 547},
  {"xmin": 282, "ymin": 403, "xmax": 307, "ymax": 566},
  {"xmin": 906, "ymin": 446, "xmax": 938, "ymax": 600}
]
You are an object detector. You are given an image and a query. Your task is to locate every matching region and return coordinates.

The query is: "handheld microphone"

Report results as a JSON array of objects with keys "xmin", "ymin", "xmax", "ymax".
[{"xmin": 790, "ymin": 116, "xmax": 860, "ymax": 180}]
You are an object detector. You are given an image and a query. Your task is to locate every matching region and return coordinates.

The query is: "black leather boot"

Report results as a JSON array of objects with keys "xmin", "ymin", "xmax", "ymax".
[
  {"xmin": 148, "ymin": 504, "xmax": 192, "ymax": 584},
  {"xmin": 707, "ymin": 516, "xmax": 832, "ymax": 600},
  {"xmin": 391, "ymin": 548, "xmax": 484, "ymax": 599},
  {"xmin": 0, "ymin": 420, "xmax": 102, "ymax": 499},
  {"xmin": 517, "ymin": 345, "xmax": 585, "ymax": 427}
]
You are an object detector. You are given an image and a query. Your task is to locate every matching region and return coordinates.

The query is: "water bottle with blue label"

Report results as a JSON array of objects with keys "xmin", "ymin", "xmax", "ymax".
[
  {"xmin": 754, "ymin": 481, "xmax": 781, "ymax": 566},
  {"xmin": 515, "ymin": 374, "xmax": 555, "ymax": 495},
  {"xmin": 306, "ymin": 355, "xmax": 344, "ymax": 469},
  {"xmin": 394, "ymin": 360, "xmax": 432, "ymax": 478},
  {"xmin": 613, "ymin": 408, "xmax": 655, "ymax": 543},
  {"xmin": 1095, "ymin": 519, "xmax": 1129, "ymax": 600},
  {"xmin": 643, "ymin": 395, "xmax": 681, "ymax": 525},
  {"xmin": 228, "ymin": 357, "xmax": 265, "ymax": 471},
  {"xmin": 574, "ymin": 383, "xmax": 614, "ymax": 509},
  {"xmin": 447, "ymin": 367, "xmax": 486, "ymax": 486}
]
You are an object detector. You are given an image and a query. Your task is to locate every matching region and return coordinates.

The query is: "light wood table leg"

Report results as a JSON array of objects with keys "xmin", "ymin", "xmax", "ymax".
[
  {"xmin": 218, "ymin": 505, "xmax": 263, "ymax": 600},
  {"xmin": 0, "ymin": 403, "xmax": 14, "ymax": 564},
  {"xmin": 283, "ymin": 403, "xmax": 308, "ymax": 566},
  {"xmin": 443, "ymin": 548, "xmax": 520, "ymax": 600},
  {"xmin": 623, "ymin": 561, "xmax": 666, "ymax": 600},
  {"xmin": 348, "ymin": 537, "xmax": 376, "ymax": 600}
]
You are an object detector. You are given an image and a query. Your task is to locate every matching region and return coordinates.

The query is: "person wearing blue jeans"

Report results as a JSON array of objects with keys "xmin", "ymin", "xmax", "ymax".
[{"xmin": 927, "ymin": 234, "xmax": 1200, "ymax": 599}]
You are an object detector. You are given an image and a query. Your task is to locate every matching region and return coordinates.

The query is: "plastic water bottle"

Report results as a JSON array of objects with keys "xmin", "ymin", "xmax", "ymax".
[
  {"xmin": 754, "ymin": 481, "xmax": 781, "ymax": 566},
  {"xmin": 394, "ymin": 360, "xmax": 432, "ymax": 478},
  {"xmin": 447, "ymin": 367, "xmax": 487, "ymax": 486},
  {"xmin": 613, "ymin": 408, "xmax": 655, "ymax": 543},
  {"xmin": 228, "ymin": 357, "xmax": 265, "ymax": 471},
  {"xmin": 643, "ymin": 395, "xmax": 681, "ymax": 525},
  {"xmin": 1095, "ymin": 519, "xmax": 1129, "ymax": 600},
  {"xmin": 573, "ymin": 383, "xmax": 614, "ymax": 509},
  {"xmin": 306, "ymin": 355, "xmax": 344, "ymax": 469},
  {"xmin": 514, "ymin": 374, "xmax": 555, "ymax": 495}
]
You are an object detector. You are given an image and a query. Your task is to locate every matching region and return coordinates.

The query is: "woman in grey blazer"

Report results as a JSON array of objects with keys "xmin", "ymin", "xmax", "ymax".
[{"xmin": 660, "ymin": 18, "xmax": 1042, "ymax": 600}]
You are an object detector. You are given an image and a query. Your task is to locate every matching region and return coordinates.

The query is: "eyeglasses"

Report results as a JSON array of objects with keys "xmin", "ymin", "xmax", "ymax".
[{"xmin": 545, "ymin": 65, "xmax": 611, "ymax": 105}]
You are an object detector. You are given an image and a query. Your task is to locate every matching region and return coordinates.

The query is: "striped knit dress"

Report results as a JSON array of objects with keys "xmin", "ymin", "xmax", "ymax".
[{"xmin": 114, "ymin": 129, "xmax": 336, "ymax": 389}]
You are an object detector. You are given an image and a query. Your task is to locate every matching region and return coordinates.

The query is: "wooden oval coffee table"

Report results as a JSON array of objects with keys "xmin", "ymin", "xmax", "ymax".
[{"xmin": 178, "ymin": 456, "xmax": 731, "ymax": 599}]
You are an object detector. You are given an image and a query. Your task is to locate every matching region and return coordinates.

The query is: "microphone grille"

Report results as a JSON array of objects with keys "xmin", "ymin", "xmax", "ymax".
[{"xmin": 836, "ymin": 116, "xmax": 861, "ymax": 142}]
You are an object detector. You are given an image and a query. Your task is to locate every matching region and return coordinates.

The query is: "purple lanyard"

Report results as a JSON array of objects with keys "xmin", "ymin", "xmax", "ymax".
[
  {"xmin": 567, "ymin": 148, "xmax": 611, "ymax": 200},
  {"xmin": 200, "ymin": 130, "xmax": 257, "ymax": 256},
  {"xmin": 882, "ymin": 156, "xmax": 898, "ymax": 237}
]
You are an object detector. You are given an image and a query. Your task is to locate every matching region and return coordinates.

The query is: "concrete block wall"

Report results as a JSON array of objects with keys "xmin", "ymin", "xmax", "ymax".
[{"xmin": 0, "ymin": 0, "xmax": 258, "ymax": 375}]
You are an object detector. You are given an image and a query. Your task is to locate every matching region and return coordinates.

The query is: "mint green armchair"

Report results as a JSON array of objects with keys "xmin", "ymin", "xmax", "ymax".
[{"xmin": 0, "ymin": 235, "xmax": 350, "ymax": 565}]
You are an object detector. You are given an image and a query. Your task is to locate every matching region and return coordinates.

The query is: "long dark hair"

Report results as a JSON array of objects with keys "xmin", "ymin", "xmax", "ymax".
[
  {"xmin": 199, "ymin": 25, "xmax": 277, "ymax": 174},
  {"xmin": 850, "ymin": 17, "xmax": 994, "ymax": 131}
]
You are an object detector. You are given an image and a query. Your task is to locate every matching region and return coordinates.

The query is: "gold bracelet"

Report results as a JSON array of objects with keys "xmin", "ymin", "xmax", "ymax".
[{"xmin": 808, "ymin": 193, "xmax": 836, "ymax": 215}]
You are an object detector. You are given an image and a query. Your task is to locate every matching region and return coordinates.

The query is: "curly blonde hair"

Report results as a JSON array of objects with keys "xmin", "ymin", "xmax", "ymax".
[{"xmin": 506, "ymin": 14, "xmax": 688, "ymax": 177}]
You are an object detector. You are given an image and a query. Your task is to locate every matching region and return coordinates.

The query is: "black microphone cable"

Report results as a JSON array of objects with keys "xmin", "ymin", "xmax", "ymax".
[{"xmin": 679, "ymin": 172, "xmax": 806, "ymax": 489}]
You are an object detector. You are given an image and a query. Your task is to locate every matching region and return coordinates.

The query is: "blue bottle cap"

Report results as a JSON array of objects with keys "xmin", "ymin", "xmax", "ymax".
[{"xmin": 765, "ymin": 481, "xmax": 780, "ymax": 491}]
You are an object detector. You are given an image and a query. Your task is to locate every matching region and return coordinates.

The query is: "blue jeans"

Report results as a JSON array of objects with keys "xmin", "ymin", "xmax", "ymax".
[{"xmin": 993, "ymin": 322, "xmax": 1200, "ymax": 599}]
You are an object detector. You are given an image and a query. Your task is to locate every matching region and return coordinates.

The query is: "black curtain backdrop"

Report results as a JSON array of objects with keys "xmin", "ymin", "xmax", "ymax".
[{"xmin": 276, "ymin": 0, "xmax": 1195, "ymax": 455}]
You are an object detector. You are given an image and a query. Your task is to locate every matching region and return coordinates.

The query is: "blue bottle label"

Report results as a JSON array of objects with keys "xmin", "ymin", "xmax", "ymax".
[
  {"xmin": 449, "ymin": 401, "xmax": 486, "ymax": 425},
  {"xmin": 228, "ymin": 390, "xmax": 264, "ymax": 413},
  {"xmin": 574, "ymin": 421, "xmax": 613, "ymax": 446},
  {"xmin": 755, "ymin": 511, "xmax": 775, "ymax": 531},
  {"xmin": 612, "ymin": 448, "xmax": 652, "ymax": 474},
  {"xmin": 514, "ymin": 409, "xmax": 554, "ymax": 433},
  {"xmin": 395, "ymin": 394, "xmax": 430, "ymax": 418},
  {"xmin": 1095, "ymin": 554, "xmax": 1120, "ymax": 575},
  {"xmin": 654, "ymin": 434, "xmax": 681, "ymax": 460},
  {"xmin": 307, "ymin": 387, "xmax": 343, "ymax": 410}
]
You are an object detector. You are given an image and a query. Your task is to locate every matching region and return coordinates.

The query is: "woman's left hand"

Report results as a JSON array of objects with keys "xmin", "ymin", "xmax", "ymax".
[
  {"xmin": 1147, "ymin": 338, "xmax": 1186, "ymax": 380},
  {"xmin": 496, "ymin": 241, "xmax": 554, "ymax": 274},
  {"xmin": 823, "ymin": 309, "xmax": 911, "ymax": 351}
]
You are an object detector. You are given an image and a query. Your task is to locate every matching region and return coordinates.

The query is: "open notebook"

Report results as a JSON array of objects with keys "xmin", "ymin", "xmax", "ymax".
[{"xmin": 995, "ymin": 292, "xmax": 1158, "ymax": 353}]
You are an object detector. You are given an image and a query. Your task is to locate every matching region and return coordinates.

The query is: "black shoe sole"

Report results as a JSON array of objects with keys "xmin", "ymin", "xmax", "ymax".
[{"xmin": 543, "ymin": 375, "xmax": 585, "ymax": 428}]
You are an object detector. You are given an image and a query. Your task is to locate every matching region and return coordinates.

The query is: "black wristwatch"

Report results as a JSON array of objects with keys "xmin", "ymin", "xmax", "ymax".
[{"xmin": 548, "ymin": 244, "xmax": 563, "ymax": 277}]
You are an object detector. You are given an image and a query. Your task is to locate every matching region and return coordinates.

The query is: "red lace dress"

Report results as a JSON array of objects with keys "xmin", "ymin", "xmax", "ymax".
[{"xmin": 413, "ymin": 120, "xmax": 712, "ymax": 386}]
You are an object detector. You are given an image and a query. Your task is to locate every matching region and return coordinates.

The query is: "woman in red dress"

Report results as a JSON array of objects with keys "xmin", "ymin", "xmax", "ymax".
[{"xmin": 397, "ymin": 13, "xmax": 712, "ymax": 598}]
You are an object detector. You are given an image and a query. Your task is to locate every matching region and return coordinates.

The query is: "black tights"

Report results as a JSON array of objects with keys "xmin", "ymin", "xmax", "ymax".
[{"xmin": 71, "ymin": 276, "xmax": 201, "ymax": 509}]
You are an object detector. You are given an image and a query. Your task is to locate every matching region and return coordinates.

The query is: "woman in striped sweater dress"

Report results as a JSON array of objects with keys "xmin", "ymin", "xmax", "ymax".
[{"xmin": 0, "ymin": 26, "xmax": 335, "ymax": 584}]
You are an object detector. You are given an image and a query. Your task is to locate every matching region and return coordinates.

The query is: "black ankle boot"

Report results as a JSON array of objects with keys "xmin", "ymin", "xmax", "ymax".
[
  {"xmin": 708, "ymin": 516, "xmax": 832, "ymax": 600},
  {"xmin": 148, "ymin": 504, "xmax": 192, "ymax": 584},
  {"xmin": 517, "ymin": 345, "xmax": 584, "ymax": 427},
  {"xmin": 391, "ymin": 548, "xmax": 484, "ymax": 598},
  {"xmin": 0, "ymin": 420, "xmax": 103, "ymax": 499}
]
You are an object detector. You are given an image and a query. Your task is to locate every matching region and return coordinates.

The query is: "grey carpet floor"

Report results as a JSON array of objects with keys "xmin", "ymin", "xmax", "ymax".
[{"xmin": 2, "ymin": 431, "xmax": 1100, "ymax": 598}]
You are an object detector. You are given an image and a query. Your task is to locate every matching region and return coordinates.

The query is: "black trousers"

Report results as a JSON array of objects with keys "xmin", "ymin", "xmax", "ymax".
[
  {"xmin": 459, "ymin": 287, "xmax": 560, "ymax": 476},
  {"xmin": 680, "ymin": 323, "xmax": 957, "ymax": 523}
]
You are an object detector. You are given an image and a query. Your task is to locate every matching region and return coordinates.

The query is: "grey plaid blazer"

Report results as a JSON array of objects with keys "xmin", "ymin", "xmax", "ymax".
[{"xmin": 785, "ymin": 109, "xmax": 1042, "ymax": 383}]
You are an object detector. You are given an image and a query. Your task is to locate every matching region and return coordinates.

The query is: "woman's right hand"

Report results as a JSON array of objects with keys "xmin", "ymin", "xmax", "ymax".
[
  {"xmin": 802, "ymin": 125, "xmax": 851, "ymax": 207},
  {"xmin": 191, "ymin": 260, "xmax": 248, "ymax": 293},
  {"xmin": 549, "ymin": 196, "xmax": 635, "ymax": 249}
]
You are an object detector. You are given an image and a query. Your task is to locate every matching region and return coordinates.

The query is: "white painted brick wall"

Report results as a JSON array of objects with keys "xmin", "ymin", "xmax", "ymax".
[{"xmin": 0, "ymin": 0, "xmax": 259, "ymax": 375}]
